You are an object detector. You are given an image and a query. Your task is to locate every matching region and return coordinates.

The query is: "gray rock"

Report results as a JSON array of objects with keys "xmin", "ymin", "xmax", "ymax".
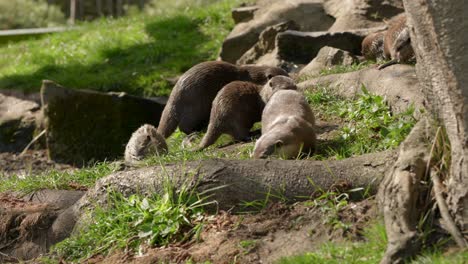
[
  {"xmin": 219, "ymin": 0, "xmax": 334, "ymax": 63},
  {"xmin": 41, "ymin": 80, "xmax": 165, "ymax": 164},
  {"xmin": 232, "ymin": 6, "xmax": 259, "ymax": 24},
  {"xmin": 324, "ymin": 0, "xmax": 404, "ymax": 31},
  {"xmin": 297, "ymin": 64, "xmax": 424, "ymax": 115},
  {"xmin": 298, "ymin": 46, "xmax": 359, "ymax": 78},
  {"xmin": 275, "ymin": 27, "xmax": 384, "ymax": 65},
  {"xmin": 237, "ymin": 20, "xmax": 299, "ymax": 65},
  {"xmin": 0, "ymin": 93, "xmax": 41, "ymax": 153}
]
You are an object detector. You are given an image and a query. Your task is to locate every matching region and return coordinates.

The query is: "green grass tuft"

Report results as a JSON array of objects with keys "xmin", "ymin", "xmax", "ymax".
[
  {"xmin": 52, "ymin": 178, "xmax": 210, "ymax": 261},
  {"xmin": 0, "ymin": 161, "xmax": 119, "ymax": 194}
]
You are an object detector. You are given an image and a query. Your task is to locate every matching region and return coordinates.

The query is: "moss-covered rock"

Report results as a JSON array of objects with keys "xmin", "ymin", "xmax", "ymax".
[{"xmin": 41, "ymin": 80, "xmax": 165, "ymax": 165}]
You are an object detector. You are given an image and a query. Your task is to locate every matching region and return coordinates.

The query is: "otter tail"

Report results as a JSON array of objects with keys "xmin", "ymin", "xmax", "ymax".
[
  {"xmin": 157, "ymin": 103, "xmax": 179, "ymax": 138},
  {"xmin": 196, "ymin": 124, "xmax": 221, "ymax": 151},
  {"xmin": 378, "ymin": 59, "xmax": 398, "ymax": 70}
]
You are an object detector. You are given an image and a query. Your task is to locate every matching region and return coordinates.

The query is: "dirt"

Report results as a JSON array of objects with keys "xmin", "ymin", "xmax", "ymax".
[
  {"xmin": 88, "ymin": 199, "xmax": 377, "ymax": 264},
  {"xmin": 0, "ymin": 149, "xmax": 74, "ymax": 177}
]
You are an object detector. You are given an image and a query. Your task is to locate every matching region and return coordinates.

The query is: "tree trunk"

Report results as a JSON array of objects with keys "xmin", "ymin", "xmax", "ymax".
[
  {"xmin": 403, "ymin": 0, "xmax": 468, "ymax": 238},
  {"xmin": 74, "ymin": 150, "xmax": 397, "ymax": 217}
]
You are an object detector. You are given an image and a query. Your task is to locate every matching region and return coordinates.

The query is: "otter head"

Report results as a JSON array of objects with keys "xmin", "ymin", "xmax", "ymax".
[
  {"xmin": 125, "ymin": 124, "xmax": 168, "ymax": 164},
  {"xmin": 393, "ymin": 27, "xmax": 414, "ymax": 63},
  {"xmin": 253, "ymin": 129, "xmax": 303, "ymax": 159},
  {"xmin": 260, "ymin": 76, "xmax": 297, "ymax": 102},
  {"xmin": 240, "ymin": 65, "xmax": 289, "ymax": 84}
]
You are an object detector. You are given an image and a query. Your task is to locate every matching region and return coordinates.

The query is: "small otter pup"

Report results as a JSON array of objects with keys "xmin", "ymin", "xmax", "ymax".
[
  {"xmin": 124, "ymin": 124, "xmax": 168, "ymax": 165},
  {"xmin": 197, "ymin": 76, "xmax": 297, "ymax": 150},
  {"xmin": 379, "ymin": 13, "xmax": 415, "ymax": 69},
  {"xmin": 157, "ymin": 61, "xmax": 289, "ymax": 139},
  {"xmin": 361, "ymin": 31, "xmax": 386, "ymax": 61},
  {"xmin": 253, "ymin": 90, "xmax": 316, "ymax": 159}
]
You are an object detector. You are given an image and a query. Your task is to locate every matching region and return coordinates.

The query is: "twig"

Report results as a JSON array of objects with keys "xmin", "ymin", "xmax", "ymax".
[
  {"xmin": 19, "ymin": 129, "xmax": 46, "ymax": 157},
  {"xmin": 432, "ymin": 168, "xmax": 468, "ymax": 247}
]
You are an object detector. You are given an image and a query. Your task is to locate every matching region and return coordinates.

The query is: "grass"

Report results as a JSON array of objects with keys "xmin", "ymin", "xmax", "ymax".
[
  {"xmin": 0, "ymin": 161, "xmax": 119, "ymax": 194},
  {"xmin": 277, "ymin": 221, "xmax": 388, "ymax": 264},
  {"xmin": 0, "ymin": 0, "xmax": 244, "ymax": 97},
  {"xmin": 51, "ymin": 178, "xmax": 211, "ymax": 262},
  {"xmin": 305, "ymin": 85, "xmax": 417, "ymax": 160}
]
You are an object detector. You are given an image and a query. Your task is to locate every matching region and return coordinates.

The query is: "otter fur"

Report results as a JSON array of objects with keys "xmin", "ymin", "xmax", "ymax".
[
  {"xmin": 253, "ymin": 90, "xmax": 316, "ymax": 159},
  {"xmin": 361, "ymin": 31, "xmax": 386, "ymax": 61},
  {"xmin": 157, "ymin": 61, "xmax": 289, "ymax": 138},
  {"xmin": 197, "ymin": 76, "xmax": 297, "ymax": 150},
  {"xmin": 379, "ymin": 13, "xmax": 415, "ymax": 69},
  {"xmin": 124, "ymin": 124, "xmax": 168, "ymax": 165}
]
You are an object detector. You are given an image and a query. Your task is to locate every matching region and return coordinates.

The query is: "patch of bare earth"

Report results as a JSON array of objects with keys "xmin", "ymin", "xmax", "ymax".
[
  {"xmin": 0, "ymin": 149, "xmax": 74, "ymax": 177},
  {"xmin": 92, "ymin": 199, "xmax": 377, "ymax": 264}
]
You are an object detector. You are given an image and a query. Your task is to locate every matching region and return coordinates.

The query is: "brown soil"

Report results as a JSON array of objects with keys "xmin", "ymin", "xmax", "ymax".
[
  {"xmin": 0, "ymin": 149, "xmax": 74, "ymax": 177},
  {"xmin": 88, "ymin": 199, "xmax": 377, "ymax": 264}
]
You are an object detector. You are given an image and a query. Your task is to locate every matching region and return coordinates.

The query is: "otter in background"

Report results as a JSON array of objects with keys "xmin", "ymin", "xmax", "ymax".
[
  {"xmin": 124, "ymin": 124, "xmax": 167, "ymax": 165},
  {"xmin": 379, "ymin": 13, "xmax": 415, "ymax": 69},
  {"xmin": 157, "ymin": 61, "xmax": 289, "ymax": 139}
]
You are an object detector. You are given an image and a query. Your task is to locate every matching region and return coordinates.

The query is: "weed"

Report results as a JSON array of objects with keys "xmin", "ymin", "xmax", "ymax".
[
  {"xmin": 51, "ymin": 178, "xmax": 212, "ymax": 261},
  {"xmin": 239, "ymin": 239, "xmax": 258, "ymax": 254}
]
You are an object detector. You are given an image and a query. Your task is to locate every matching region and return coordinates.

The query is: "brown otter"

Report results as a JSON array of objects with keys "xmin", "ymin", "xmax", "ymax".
[
  {"xmin": 157, "ymin": 61, "xmax": 289, "ymax": 139},
  {"xmin": 253, "ymin": 90, "xmax": 316, "ymax": 159},
  {"xmin": 361, "ymin": 31, "xmax": 386, "ymax": 61},
  {"xmin": 378, "ymin": 13, "xmax": 415, "ymax": 69},
  {"xmin": 197, "ymin": 76, "xmax": 297, "ymax": 150},
  {"xmin": 124, "ymin": 124, "xmax": 168, "ymax": 165}
]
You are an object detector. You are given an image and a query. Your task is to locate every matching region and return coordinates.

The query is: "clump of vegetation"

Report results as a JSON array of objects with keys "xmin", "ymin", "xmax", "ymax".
[
  {"xmin": 0, "ymin": 0, "xmax": 65, "ymax": 30},
  {"xmin": 318, "ymin": 61, "xmax": 375, "ymax": 76},
  {"xmin": 277, "ymin": 222, "xmax": 388, "ymax": 264},
  {"xmin": 0, "ymin": 0, "xmax": 243, "ymax": 96},
  {"xmin": 0, "ymin": 162, "xmax": 118, "ymax": 194},
  {"xmin": 52, "ymin": 181, "xmax": 210, "ymax": 261},
  {"xmin": 305, "ymin": 86, "xmax": 417, "ymax": 159}
]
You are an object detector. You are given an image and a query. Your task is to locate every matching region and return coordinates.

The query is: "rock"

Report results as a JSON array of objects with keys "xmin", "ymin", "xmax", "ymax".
[
  {"xmin": 297, "ymin": 64, "xmax": 425, "ymax": 115},
  {"xmin": 41, "ymin": 80, "xmax": 165, "ymax": 165},
  {"xmin": 275, "ymin": 27, "xmax": 384, "ymax": 65},
  {"xmin": 0, "ymin": 93, "xmax": 41, "ymax": 153},
  {"xmin": 232, "ymin": 6, "xmax": 259, "ymax": 24},
  {"xmin": 298, "ymin": 46, "xmax": 360, "ymax": 78},
  {"xmin": 237, "ymin": 20, "xmax": 300, "ymax": 65},
  {"xmin": 324, "ymin": 0, "xmax": 404, "ymax": 31},
  {"xmin": 219, "ymin": 0, "xmax": 334, "ymax": 63}
]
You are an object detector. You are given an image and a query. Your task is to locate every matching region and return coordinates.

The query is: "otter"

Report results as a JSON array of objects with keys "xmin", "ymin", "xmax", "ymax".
[
  {"xmin": 378, "ymin": 13, "xmax": 415, "ymax": 69},
  {"xmin": 197, "ymin": 76, "xmax": 297, "ymax": 150},
  {"xmin": 157, "ymin": 61, "xmax": 289, "ymax": 139},
  {"xmin": 124, "ymin": 124, "xmax": 168, "ymax": 165},
  {"xmin": 253, "ymin": 90, "xmax": 316, "ymax": 159},
  {"xmin": 361, "ymin": 31, "xmax": 386, "ymax": 61}
]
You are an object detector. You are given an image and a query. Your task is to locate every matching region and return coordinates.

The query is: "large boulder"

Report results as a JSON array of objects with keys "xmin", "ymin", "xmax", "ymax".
[
  {"xmin": 324, "ymin": 0, "xmax": 404, "ymax": 31},
  {"xmin": 236, "ymin": 20, "xmax": 300, "ymax": 65},
  {"xmin": 297, "ymin": 64, "xmax": 424, "ymax": 115},
  {"xmin": 275, "ymin": 27, "xmax": 383, "ymax": 65},
  {"xmin": 0, "ymin": 93, "xmax": 41, "ymax": 153},
  {"xmin": 232, "ymin": 5, "xmax": 259, "ymax": 24},
  {"xmin": 219, "ymin": 0, "xmax": 334, "ymax": 63},
  {"xmin": 41, "ymin": 80, "xmax": 165, "ymax": 164},
  {"xmin": 298, "ymin": 46, "xmax": 359, "ymax": 78}
]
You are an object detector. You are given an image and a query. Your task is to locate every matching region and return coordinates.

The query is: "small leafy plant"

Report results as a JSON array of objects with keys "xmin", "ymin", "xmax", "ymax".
[{"xmin": 52, "ymin": 180, "xmax": 211, "ymax": 261}]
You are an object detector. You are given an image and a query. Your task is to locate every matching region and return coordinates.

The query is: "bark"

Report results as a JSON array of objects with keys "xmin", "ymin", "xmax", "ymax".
[
  {"xmin": 403, "ymin": 0, "xmax": 468, "ymax": 238},
  {"xmin": 377, "ymin": 118, "xmax": 435, "ymax": 264},
  {"xmin": 74, "ymin": 150, "xmax": 397, "ymax": 217}
]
